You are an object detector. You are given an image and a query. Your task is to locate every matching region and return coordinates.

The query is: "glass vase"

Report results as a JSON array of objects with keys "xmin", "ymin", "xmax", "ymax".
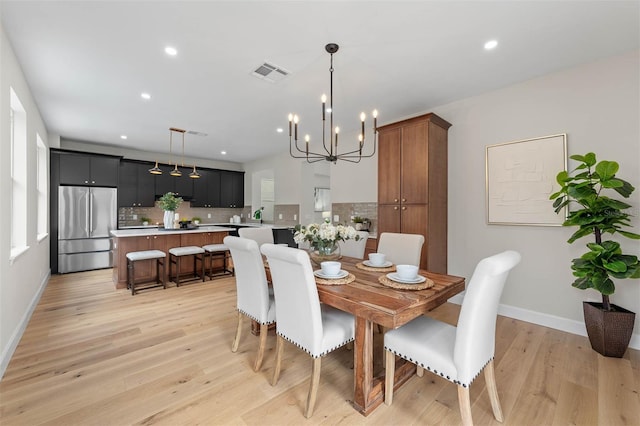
[{"xmin": 308, "ymin": 242, "xmax": 341, "ymax": 267}]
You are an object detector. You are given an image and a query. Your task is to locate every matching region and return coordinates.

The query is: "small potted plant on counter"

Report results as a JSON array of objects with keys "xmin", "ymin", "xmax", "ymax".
[
  {"xmin": 550, "ymin": 152, "xmax": 640, "ymax": 357},
  {"xmin": 140, "ymin": 217, "xmax": 151, "ymax": 226},
  {"xmin": 192, "ymin": 216, "xmax": 201, "ymax": 226}
]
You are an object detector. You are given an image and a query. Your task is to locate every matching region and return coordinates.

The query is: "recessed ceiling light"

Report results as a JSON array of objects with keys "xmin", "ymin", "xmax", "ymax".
[
  {"xmin": 484, "ymin": 40, "xmax": 498, "ymax": 50},
  {"xmin": 141, "ymin": 92, "xmax": 151, "ymax": 100},
  {"xmin": 165, "ymin": 46, "xmax": 177, "ymax": 56},
  {"xmin": 276, "ymin": 128, "xmax": 283, "ymax": 133},
  {"xmin": 120, "ymin": 135, "xmax": 127, "ymax": 140},
  {"xmin": 221, "ymin": 151, "xmax": 227, "ymax": 155}
]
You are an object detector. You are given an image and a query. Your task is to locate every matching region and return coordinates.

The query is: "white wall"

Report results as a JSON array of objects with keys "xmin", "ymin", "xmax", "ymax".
[
  {"xmin": 244, "ymin": 50, "xmax": 640, "ymax": 348},
  {"xmin": 331, "ymin": 127, "xmax": 378, "ymax": 203},
  {"xmin": 1, "ymin": 25, "xmax": 52, "ymax": 377},
  {"xmin": 243, "ymin": 150, "xmax": 304, "ymax": 205},
  {"xmin": 438, "ymin": 50, "xmax": 640, "ymax": 347}
]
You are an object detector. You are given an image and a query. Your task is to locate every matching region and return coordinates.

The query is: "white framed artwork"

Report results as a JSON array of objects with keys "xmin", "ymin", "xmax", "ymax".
[{"xmin": 486, "ymin": 133, "xmax": 567, "ymax": 226}]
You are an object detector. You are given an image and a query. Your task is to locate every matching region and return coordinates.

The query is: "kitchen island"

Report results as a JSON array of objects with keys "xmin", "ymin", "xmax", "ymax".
[{"xmin": 110, "ymin": 226, "xmax": 231, "ymax": 288}]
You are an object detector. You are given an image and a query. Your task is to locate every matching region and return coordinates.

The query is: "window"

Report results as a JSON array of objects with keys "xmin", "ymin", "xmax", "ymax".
[
  {"xmin": 10, "ymin": 88, "xmax": 27, "ymax": 259},
  {"xmin": 37, "ymin": 134, "xmax": 48, "ymax": 240}
]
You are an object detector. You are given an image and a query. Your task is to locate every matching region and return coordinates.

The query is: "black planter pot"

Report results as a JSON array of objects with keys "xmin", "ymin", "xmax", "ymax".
[{"xmin": 583, "ymin": 301, "xmax": 636, "ymax": 358}]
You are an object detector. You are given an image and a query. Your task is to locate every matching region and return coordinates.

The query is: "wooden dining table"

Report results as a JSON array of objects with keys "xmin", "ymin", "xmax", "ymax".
[{"xmin": 317, "ymin": 256, "xmax": 465, "ymax": 416}]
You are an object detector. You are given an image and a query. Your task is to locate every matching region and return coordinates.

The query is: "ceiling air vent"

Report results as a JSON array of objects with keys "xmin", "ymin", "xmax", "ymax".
[
  {"xmin": 252, "ymin": 62, "xmax": 289, "ymax": 83},
  {"xmin": 187, "ymin": 130, "xmax": 208, "ymax": 137}
]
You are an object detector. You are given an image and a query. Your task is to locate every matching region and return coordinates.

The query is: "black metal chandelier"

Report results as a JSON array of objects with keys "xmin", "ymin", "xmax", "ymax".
[{"xmin": 288, "ymin": 43, "xmax": 378, "ymax": 164}]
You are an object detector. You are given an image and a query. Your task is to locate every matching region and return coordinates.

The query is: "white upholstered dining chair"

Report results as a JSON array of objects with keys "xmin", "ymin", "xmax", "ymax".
[
  {"xmin": 237, "ymin": 227, "xmax": 274, "ymax": 247},
  {"xmin": 260, "ymin": 243, "xmax": 355, "ymax": 418},
  {"xmin": 376, "ymin": 232, "xmax": 425, "ymax": 266},
  {"xmin": 338, "ymin": 230, "xmax": 369, "ymax": 259},
  {"xmin": 383, "ymin": 250, "xmax": 521, "ymax": 426},
  {"xmin": 223, "ymin": 236, "xmax": 276, "ymax": 372}
]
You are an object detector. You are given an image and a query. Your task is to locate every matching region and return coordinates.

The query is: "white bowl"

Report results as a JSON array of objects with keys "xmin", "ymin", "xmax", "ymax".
[
  {"xmin": 396, "ymin": 264, "xmax": 419, "ymax": 280},
  {"xmin": 368, "ymin": 253, "xmax": 386, "ymax": 266},
  {"xmin": 321, "ymin": 261, "xmax": 341, "ymax": 276}
]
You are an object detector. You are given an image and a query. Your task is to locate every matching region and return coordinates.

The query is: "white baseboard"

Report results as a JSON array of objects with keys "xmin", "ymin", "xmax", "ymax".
[
  {"xmin": 0, "ymin": 270, "xmax": 50, "ymax": 379},
  {"xmin": 447, "ymin": 293, "xmax": 639, "ymax": 351}
]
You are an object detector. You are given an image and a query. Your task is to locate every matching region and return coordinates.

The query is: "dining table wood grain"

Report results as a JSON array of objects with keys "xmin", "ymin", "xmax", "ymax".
[{"xmin": 316, "ymin": 256, "xmax": 466, "ymax": 416}]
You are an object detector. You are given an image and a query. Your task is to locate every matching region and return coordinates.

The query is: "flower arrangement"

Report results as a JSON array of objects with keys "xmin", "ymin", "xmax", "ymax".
[
  {"xmin": 158, "ymin": 192, "xmax": 183, "ymax": 211},
  {"xmin": 294, "ymin": 219, "xmax": 360, "ymax": 252}
]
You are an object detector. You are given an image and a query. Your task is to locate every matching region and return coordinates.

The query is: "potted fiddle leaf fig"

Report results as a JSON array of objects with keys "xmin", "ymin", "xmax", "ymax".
[{"xmin": 550, "ymin": 152, "xmax": 640, "ymax": 357}]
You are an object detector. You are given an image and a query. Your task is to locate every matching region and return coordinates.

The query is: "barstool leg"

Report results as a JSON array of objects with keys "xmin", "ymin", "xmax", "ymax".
[
  {"xmin": 176, "ymin": 255, "xmax": 181, "ymax": 286},
  {"xmin": 160, "ymin": 258, "xmax": 167, "ymax": 289},
  {"xmin": 127, "ymin": 259, "xmax": 135, "ymax": 295}
]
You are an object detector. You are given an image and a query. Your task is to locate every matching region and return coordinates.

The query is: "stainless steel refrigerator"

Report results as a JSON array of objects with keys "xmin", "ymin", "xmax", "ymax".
[{"xmin": 58, "ymin": 186, "xmax": 117, "ymax": 273}]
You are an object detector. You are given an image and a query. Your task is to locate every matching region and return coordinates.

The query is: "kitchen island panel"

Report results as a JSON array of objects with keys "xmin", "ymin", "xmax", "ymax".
[{"xmin": 111, "ymin": 227, "xmax": 229, "ymax": 288}]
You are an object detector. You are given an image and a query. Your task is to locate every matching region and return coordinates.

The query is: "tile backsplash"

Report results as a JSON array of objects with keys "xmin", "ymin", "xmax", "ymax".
[
  {"xmin": 119, "ymin": 202, "xmax": 300, "ymax": 228},
  {"xmin": 331, "ymin": 202, "xmax": 378, "ymax": 236},
  {"xmin": 119, "ymin": 201, "xmax": 376, "ymax": 233}
]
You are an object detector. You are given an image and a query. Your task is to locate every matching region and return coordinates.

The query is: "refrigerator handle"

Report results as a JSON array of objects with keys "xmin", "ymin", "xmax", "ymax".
[{"xmin": 88, "ymin": 191, "xmax": 94, "ymax": 236}]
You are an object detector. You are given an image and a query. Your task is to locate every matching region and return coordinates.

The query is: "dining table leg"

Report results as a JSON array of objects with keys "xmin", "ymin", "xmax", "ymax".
[
  {"xmin": 351, "ymin": 316, "xmax": 383, "ymax": 415},
  {"xmin": 351, "ymin": 315, "xmax": 418, "ymax": 416}
]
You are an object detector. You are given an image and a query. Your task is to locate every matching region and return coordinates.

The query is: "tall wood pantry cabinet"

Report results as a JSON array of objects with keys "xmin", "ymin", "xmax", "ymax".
[{"xmin": 377, "ymin": 112, "xmax": 451, "ymax": 273}]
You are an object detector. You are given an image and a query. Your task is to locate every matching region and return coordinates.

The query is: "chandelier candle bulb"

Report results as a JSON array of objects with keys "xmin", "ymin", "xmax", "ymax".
[
  {"xmin": 360, "ymin": 112, "xmax": 365, "ymax": 141},
  {"xmin": 321, "ymin": 94, "xmax": 326, "ymax": 120},
  {"xmin": 288, "ymin": 114, "xmax": 293, "ymax": 136}
]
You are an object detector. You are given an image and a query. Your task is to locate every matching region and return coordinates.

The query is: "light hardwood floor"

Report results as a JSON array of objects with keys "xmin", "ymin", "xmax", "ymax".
[{"xmin": 1, "ymin": 269, "xmax": 638, "ymax": 425}]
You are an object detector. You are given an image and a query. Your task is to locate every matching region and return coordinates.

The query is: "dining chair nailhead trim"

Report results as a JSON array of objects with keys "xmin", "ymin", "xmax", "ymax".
[
  {"xmin": 384, "ymin": 347, "xmax": 494, "ymax": 388},
  {"xmin": 278, "ymin": 332, "xmax": 354, "ymax": 359},
  {"xmin": 238, "ymin": 308, "xmax": 276, "ymax": 326}
]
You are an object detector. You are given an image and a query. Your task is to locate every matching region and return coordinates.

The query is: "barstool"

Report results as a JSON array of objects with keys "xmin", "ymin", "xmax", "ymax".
[
  {"xmin": 126, "ymin": 250, "xmax": 166, "ymax": 295},
  {"xmin": 202, "ymin": 243, "xmax": 234, "ymax": 279},
  {"xmin": 168, "ymin": 246, "xmax": 205, "ymax": 286}
]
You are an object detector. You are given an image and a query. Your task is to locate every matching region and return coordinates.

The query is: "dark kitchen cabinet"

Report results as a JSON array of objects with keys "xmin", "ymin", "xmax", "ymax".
[
  {"xmin": 154, "ymin": 166, "xmax": 193, "ymax": 199},
  {"xmin": 118, "ymin": 160, "xmax": 156, "ymax": 207},
  {"xmin": 58, "ymin": 151, "xmax": 119, "ymax": 187},
  {"xmin": 174, "ymin": 167, "xmax": 194, "ymax": 199},
  {"xmin": 191, "ymin": 169, "xmax": 221, "ymax": 207},
  {"xmin": 220, "ymin": 171, "xmax": 244, "ymax": 208}
]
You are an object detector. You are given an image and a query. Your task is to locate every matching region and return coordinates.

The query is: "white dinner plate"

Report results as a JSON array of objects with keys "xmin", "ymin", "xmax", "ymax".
[
  {"xmin": 314, "ymin": 269, "xmax": 349, "ymax": 279},
  {"xmin": 386, "ymin": 272, "xmax": 426, "ymax": 284},
  {"xmin": 362, "ymin": 260, "xmax": 393, "ymax": 268}
]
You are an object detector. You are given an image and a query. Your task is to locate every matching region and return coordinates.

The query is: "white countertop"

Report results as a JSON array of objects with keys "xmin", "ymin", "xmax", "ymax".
[{"xmin": 111, "ymin": 225, "xmax": 232, "ymax": 238}]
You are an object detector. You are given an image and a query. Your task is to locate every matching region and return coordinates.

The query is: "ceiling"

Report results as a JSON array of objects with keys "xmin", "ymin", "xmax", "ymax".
[{"xmin": 2, "ymin": 1, "xmax": 638, "ymax": 164}]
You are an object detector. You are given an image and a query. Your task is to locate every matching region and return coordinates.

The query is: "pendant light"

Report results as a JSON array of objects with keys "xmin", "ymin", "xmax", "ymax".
[
  {"xmin": 148, "ymin": 160, "xmax": 162, "ymax": 175},
  {"xmin": 169, "ymin": 127, "xmax": 184, "ymax": 177},
  {"xmin": 149, "ymin": 127, "xmax": 201, "ymax": 177},
  {"xmin": 189, "ymin": 165, "xmax": 201, "ymax": 179}
]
